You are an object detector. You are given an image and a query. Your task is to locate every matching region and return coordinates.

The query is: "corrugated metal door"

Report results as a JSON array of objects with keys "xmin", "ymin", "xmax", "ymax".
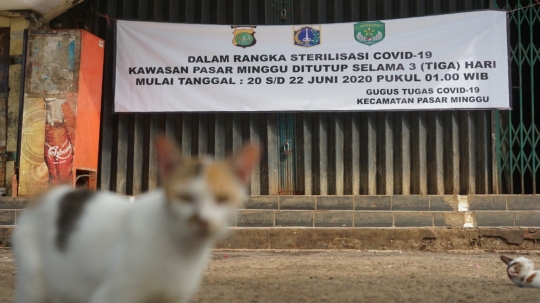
[{"xmin": 92, "ymin": 0, "xmax": 507, "ymax": 196}]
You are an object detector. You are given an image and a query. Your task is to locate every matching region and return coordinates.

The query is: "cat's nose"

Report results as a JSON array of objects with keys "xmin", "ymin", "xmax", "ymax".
[
  {"xmin": 195, "ymin": 217, "xmax": 210, "ymax": 236},
  {"xmin": 188, "ymin": 214, "xmax": 212, "ymax": 236},
  {"xmin": 198, "ymin": 219, "xmax": 209, "ymax": 229}
]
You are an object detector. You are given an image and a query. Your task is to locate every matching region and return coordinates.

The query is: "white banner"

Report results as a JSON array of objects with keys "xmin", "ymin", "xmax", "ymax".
[{"xmin": 114, "ymin": 10, "xmax": 510, "ymax": 112}]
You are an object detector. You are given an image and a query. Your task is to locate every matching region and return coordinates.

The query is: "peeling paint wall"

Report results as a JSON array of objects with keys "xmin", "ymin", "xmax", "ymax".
[
  {"xmin": 0, "ymin": 17, "xmax": 8, "ymax": 27},
  {"xmin": 9, "ymin": 18, "xmax": 26, "ymax": 55},
  {"xmin": 0, "ymin": 16, "xmax": 29, "ymax": 195}
]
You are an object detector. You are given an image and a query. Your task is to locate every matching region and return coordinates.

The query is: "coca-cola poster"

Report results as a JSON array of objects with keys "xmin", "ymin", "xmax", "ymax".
[
  {"xmin": 19, "ymin": 93, "xmax": 77, "ymax": 195},
  {"xmin": 17, "ymin": 29, "xmax": 104, "ymax": 196}
]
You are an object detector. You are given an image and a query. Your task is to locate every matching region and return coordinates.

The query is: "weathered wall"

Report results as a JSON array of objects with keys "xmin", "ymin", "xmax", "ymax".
[{"xmin": 0, "ymin": 16, "xmax": 28, "ymax": 196}]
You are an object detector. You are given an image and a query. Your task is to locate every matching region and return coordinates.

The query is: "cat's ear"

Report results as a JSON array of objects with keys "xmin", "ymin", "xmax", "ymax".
[
  {"xmin": 507, "ymin": 265, "xmax": 520, "ymax": 278},
  {"xmin": 501, "ymin": 255, "xmax": 513, "ymax": 265},
  {"xmin": 155, "ymin": 135, "xmax": 182, "ymax": 178},
  {"xmin": 230, "ymin": 144, "xmax": 261, "ymax": 184}
]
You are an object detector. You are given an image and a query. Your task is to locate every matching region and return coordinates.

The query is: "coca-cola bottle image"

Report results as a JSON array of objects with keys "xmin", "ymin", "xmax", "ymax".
[{"xmin": 44, "ymin": 97, "xmax": 74, "ymax": 186}]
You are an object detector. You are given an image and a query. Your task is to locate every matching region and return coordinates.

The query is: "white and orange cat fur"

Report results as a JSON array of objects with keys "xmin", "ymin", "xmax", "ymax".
[
  {"xmin": 12, "ymin": 136, "xmax": 260, "ymax": 303},
  {"xmin": 500, "ymin": 255, "xmax": 540, "ymax": 288}
]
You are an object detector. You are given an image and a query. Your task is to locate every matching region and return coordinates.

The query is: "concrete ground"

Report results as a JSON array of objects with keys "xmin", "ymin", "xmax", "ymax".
[{"xmin": 1, "ymin": 249, "xmax": 539, "ymax": 303}]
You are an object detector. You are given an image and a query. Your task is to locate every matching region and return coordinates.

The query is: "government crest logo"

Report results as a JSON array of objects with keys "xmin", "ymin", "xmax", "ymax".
[
  {"xmin": 231, "ymin": 26, "xmax": 256, "ymax": 48},
  {"xmin": 354, "ymin": 21, "xmax": 385, "ymax": 46},
  {"xmin": 293, "ymin": 25, "xmax": 321, "ymax": 47}
]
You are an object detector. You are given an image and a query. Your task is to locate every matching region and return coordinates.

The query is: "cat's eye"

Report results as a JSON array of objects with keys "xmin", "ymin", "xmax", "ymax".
[
  {"xmin": 215, "ymin": 194, "xmax": 229, "ymax": 204},
  {"xmin": 178, "ymin": 194, "xmax": 196, "ymax": 203}
]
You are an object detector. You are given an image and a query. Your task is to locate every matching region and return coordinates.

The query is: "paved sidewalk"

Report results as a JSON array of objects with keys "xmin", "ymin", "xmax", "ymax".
[{"xmin": 1, "ymin": 249, "xmax": 539, "ymax": 303}]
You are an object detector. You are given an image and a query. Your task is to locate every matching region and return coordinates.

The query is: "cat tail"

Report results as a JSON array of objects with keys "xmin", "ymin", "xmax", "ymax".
[{"xmin": 12, "ymin": 209, "xmax": 49, "ymax": 303}]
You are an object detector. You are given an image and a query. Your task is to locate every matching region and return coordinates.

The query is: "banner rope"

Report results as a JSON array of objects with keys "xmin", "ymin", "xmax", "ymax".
[{"xmin": 101, "ymin": 13, "xmax": 115, "ymax": 27}]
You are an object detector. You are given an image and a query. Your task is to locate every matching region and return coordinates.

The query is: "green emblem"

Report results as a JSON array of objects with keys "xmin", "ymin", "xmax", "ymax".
[
  {"xmin": 231, "ymin": 26, "xmax": 256, "ymax": 48},
  {"xmin": 354, "ymin": 21, "xmax": 385, "ymax": 46}
]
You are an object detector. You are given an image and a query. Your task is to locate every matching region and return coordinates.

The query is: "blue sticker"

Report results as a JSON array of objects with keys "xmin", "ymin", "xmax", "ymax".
[{"xmin": 68, "ymin": 40, "xmax": 75, "ymax": 70}]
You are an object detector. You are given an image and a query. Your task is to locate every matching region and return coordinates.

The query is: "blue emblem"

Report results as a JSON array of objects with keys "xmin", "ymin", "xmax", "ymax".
[{"xmin": 293, "ymin": 25, "xmax": 321, "ymax": 47}]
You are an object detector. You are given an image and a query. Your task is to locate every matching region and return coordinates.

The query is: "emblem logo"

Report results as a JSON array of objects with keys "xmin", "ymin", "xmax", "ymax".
[
  {"xmin": 231, "ymin": 26, "xmax": 257, "ymax": 48},
  {"xmin": 354, "ymin": 21, "xmax": 385, "ymax": 46},
  {"xmin": 293, "ymin": 25, "xmax": 321, "ymax": 47}
]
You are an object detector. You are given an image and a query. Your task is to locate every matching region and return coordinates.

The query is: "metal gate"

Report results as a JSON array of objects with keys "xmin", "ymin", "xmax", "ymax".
[
  {"xmin": 92, "ymin": 0, "xmax": 517, "ymax": 196},
  {"xmin": 494, "ymin": 0, "xmax": 540, "ymax": 194}
]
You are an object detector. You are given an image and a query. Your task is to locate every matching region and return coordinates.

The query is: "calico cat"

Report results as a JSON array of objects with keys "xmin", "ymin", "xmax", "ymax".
[
  {"xmin": 500, "ymin": 255, "xmax": 540, "ymax": 288},
  {"xmin": 12, "ymin": 136, "xmax": 260, "ymax": 303}
]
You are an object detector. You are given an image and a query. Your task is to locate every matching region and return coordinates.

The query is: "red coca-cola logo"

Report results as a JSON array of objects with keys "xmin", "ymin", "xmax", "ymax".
[{"xmin": 45, "ymin": 139, "xmax": 73, "ymax": 160}]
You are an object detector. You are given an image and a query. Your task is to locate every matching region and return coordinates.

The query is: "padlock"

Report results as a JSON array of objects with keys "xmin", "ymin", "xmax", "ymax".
[
  {"xmin": 280, "ymin": 9, "xmax": 287, "ymax": 20},
  {"xmin": 282, "ymin": 141, "xmax": 292, "ymax": 156}
]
